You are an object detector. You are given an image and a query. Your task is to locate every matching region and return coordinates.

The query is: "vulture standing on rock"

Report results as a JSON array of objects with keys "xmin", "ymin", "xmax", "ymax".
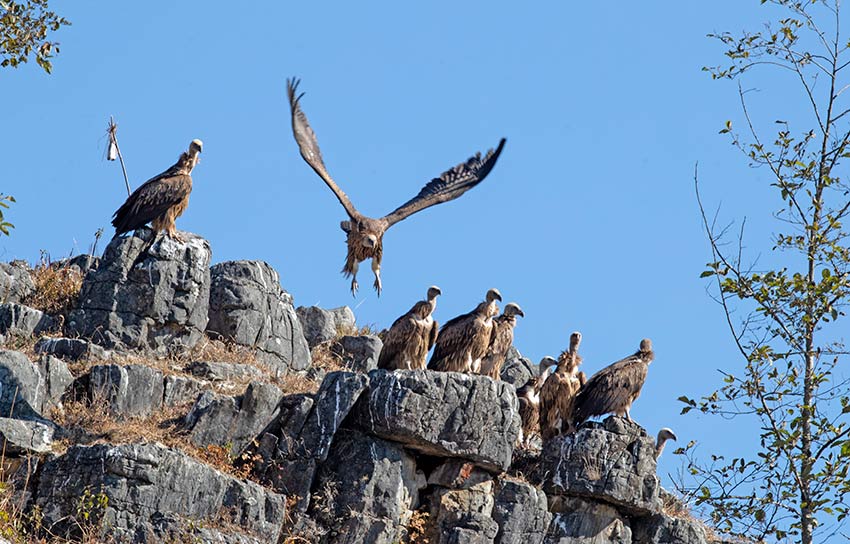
[
  {"xmin": 654, "ymin": 428, "xmax": 677, "ymax": 459},
  {"xmin": 287, "ymin": 78, "xmax": 506, "ymax": 296},
  {"xmin": 540, "ymin": 332, "xmax": 587, "ymax": 440},
  {"xmin": 572, "ymin": 338, "xmax": 654, "ymax": 425},
  {"xmin": 378, "ymin": 286, "xmax": 441, "ymax": 370},
  {"xmin": 112, "ymin": 139, "xmax": 203, "ymax": 242},
  {"xmin": 517, "ymin": 358, "xmax": 555, "ymax": 448},
  {"xmin": 479, "ymin": 302, "xmax": 525, "ymax": 380},
  {"xmin": 428, "ymin": 288, "xmax": 502, "ymax": 373}
]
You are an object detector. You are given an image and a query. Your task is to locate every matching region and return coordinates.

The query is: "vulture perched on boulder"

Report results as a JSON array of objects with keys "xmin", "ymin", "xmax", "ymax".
[
  {"xmin": 479, "ymin": 302, "xmax": 524, "ymax": 380},
  {"xmin": 516, "ymin": 358, "xmax": 555, "ymax": 448},
  {"xmin": 378, "ymin": 286, "xmax": 441, "ymax": 370},
  {"xmin": 573, "ymin": 338, "xmax": 654, "ymax": 425},
  {"xmin": 540, "ymin": 332, "xmax": 586, "ymax": 440},
  {"xmin": 287, "ymin": 78, "xmax": 506, "ymax": 296},
  {"xmin": 112, "ymin": 139, "xmax": 203, "ymax": 242},
  {"xmin": 428, "ymin": 288, "xmax": 501, "ymax": 373}
]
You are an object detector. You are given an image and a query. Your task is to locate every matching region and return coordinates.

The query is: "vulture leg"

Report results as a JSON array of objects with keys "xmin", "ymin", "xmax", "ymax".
[
  {"xmin": 350, "ymin": 262, "xmax": 359, "ymax": 296},
  {"xmin": 372, "ymin": 259, "xmax": 382, "ymax": 297}
]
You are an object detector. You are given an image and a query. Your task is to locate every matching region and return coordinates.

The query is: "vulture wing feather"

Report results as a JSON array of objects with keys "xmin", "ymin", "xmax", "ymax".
[
  {"xmin": 112, "ymin": 174, "xmax": 191, "ymax": 235},
  {"xmin": 573, "ymin": 355, "xmax": 648, "ymax": 424}
]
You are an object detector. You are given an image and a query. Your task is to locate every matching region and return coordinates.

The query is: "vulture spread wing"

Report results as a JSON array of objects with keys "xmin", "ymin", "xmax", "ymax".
[
  {"xmin": 112, "ymin": 173, "xmax": 192, "ymax": 235},
  {"xmin": 287, "ymin": 78, "xmax": 360, "ymax": 220},
  {"xmin": 381, "ymin": 138, "xmax": 506, "ymax": 227},
  {"xmin": 573, "ymin": 354, "xmax": 649, "ymax": 424}
]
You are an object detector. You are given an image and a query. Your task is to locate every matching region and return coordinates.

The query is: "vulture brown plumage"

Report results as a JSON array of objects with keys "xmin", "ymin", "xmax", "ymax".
[
  {"xmin": 287, "ymin": 78, "xmax": 506, "ymax": 296},
  {"xmin": 479, "ymin": 302, "xmax": 525, "ymax": 380},
  {"xmin": 516, "ymin": 358, "xmax": 554, "ymax": 448},
  {"xmin": 378, "ymin": 286, "xmax": 441, "ymax": 370},
  {"xmin": 539, "ymin": 332, "xmax": 587, "ymax": 441},
  {"xmin": 111, "ymin": 139, "xmax": 203, "ymax": 242},
  {"xmin": 428, "ymin": 288, "xmax": 502, "ymax": 373},
  {"xmin": 572, "ymin": 338, "xmax": 654, "ymax": 425}
]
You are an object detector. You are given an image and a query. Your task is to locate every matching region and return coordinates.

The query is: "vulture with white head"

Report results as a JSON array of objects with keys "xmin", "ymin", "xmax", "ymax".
[
  {"xmin": 287, "ymin": 78, "xmax": 506, "ymax": 296},
  {"xmin": 572, "ymin": 338, "xmax": 654, "ymax": 425},
  {"xmin": 428, "ymin": 288, "xmax": 502, "ymax": 373},
  {"xmin": 540, "ymin": 332, "xmax": 587, "ymax": 440},
  {"xmin": 479, "ymin": 302, "xmax": 525, "ymax": 380},
  {"xmin": 516, "ymin": 357, "xmax": 555, "ymax": 448},
  {"xmin": 112, "ymin": 139, "xmax": 203, "ymax": 242},
  {"xmin": 378, "ymin": 286, "xmax": 441, "ymax": 370},
  {"xmin": 655, "ymin": 428, "xmax": 677, "ymax": 459}
]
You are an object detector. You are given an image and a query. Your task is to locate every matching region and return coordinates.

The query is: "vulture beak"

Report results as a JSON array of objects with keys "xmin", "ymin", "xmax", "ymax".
[
  {"xmin": 428, "ymin": 286, "xmax": 442, "ymax": 298},
  {"xmin": 190, "ymin": 139, "xmax": 204, "ymax": 153},
  {"xmin": 363, "ymin": 234, "xmax": 378, "ymax": 248},
  {"xmin": 487, "ymin": 288, "xmax": 503, "ymax": 303},
  {"xmin": 506, "ymin": 303, "xmax": 524, "ymax": 317}
]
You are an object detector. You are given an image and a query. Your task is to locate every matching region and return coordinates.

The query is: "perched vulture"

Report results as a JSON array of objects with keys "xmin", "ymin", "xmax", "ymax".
[
  {"xmin": 479, "ymin": 303, "xmax": 525, "ymax": 380},
  {"xmin": 516, "ymin": 358, "xmax": 555, "ymax": 448},
  {"xmin": 428, "ymin": 288, "xmax": 502, "ymax": 373},
  {"xmin": 378, "ymin": 286, "xmax": 441, "ymax": 370},
  {"xmin": 572, "ymin": 338, "xmax": 654, "ymax": 425},
  {"xmin": 654, "ymin": 428, "xmax": 677, "ymax": 459},
  {"xmin": 540, "ymin": 332, "xmax": 587, "ymax": 440},
  {"xmin": 112, "ymin": 139, "xmax": 203, "ymax": 242},
  {"xmin": 287, "ymin": 78, "xmax": 506, "ymax": 296}
]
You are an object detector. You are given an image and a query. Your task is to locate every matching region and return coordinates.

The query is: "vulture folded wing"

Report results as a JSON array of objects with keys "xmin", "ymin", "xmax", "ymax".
[
  {"xmin": 573, "ymin": 356, "xmax": 648, "ymax": 423},
  {"xmin": 378, "ymin": 314, "xmax": 417, "ymax": 369},
  {"xmin": 428, "ymin": 313, "xmax": 476, "ymax": 369},
  {"xmin": 112, "ymin": 175, "xmax": 191, "ymax": 234},
  {"xmin": 428, "ymin": 319, "xmax": 439, "ymax": 350},
  {"xmin": 381, "ymin": 138, "xmax": 506, "ymax": 227},
  {"xmin": 286, "ymin": 78, "xmax": 359, "ymax": 219}
]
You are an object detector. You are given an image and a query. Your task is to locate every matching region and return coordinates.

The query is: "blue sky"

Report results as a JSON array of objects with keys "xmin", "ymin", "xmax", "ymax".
[{"xmin": 1, "ymin": 0, "xmax": 833, "ymax": 533}]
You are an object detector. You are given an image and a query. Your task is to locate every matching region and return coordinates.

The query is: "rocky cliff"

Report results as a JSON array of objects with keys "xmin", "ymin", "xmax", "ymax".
[{"xmin": 0, "ymin": 230, "xmax": 714, "ymax": 544}]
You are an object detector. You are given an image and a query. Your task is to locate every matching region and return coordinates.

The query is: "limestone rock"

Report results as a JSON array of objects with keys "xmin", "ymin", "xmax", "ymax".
[
  {"xmin": 0, "ymin": 303, "xmax": 57, "ymax": 337},
  {"xmin": 89, "ymin": 364, "xmax": 165, "ymax": 419},
  {"xmin": 0, "ymin": 417, "xmax": 53, "ymax": 454},
  {"xmin": 501, "ymin": 347, "xmax": 536, "ymax": 388},
  {"xmin": 353, "ymin": 369, "xmax": 521, "ymax": 471},
  {"xmin": 184, "ymin": 381, "xmax": 284, "ymax": 455},
  {"xmin": 545, "ymin": 497, "xmax": 632, "ymax": 544},
  {"xmin": 493, "ymin": 477, "xmax": 552, "ymax": 544},
  {"xmin": 632, "ymin": 513, "xmax": 708, "ymax": 544},
  {"xmin": 0, "ymin": 261, "xmax": 34, "ymax": 304},
  {"xmin": 207, "ymin": 260, "xmax": 311, "ymax": 374},
  {"xmin": 162, "ymin": 374, "xmax": 206, "ymax": 407},
  {"xmin": 296, "ymin": 305, "xmax": 356, "ymax": 348},
  {"xmin": 331, "ymin": 334, "xmax": 383, "ymax": 373},
  {"xmin": 430, "ymin": 480, "xmax": 499, "ymax": 544},
  {"xmin": 0, "ymin": 349, "xmax": 70, "ymax": 420},
  {"xmin": 541, "ymin": 417, "xmax": 661, "ymax": 516},
  {"xmin": 36, "ymin": 442, "xmax": 285, "ymax": 542},
  {"xmin": 186, "ymin": 360, "xmax": 264, "ymax": 382},
  {"xmin": 66, "ymin": 228, "xmax": 211, "ymax": 354},
  {"xmin": 34, "ymin": 336, "xmax": 111, "ymax": 361}
]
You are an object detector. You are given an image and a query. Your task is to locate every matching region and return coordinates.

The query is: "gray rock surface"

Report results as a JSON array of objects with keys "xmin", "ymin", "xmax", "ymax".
[
  {"xmin": 162, "ymin": 374, "xmax": 206, "ymax": 407},
  {"xmin": 311, "ymin": 429, "xmax": 424, "ymax": 544},
  {"xmin": 66, "ymin": 228, "xmax": 211, "ymax": 354},
  {"xmin": 0, "ymin": 261, "xmax": 34, "ymax": 304},
  {"xmin": 430, "ymin": 480, "xmax": 499, "ymax": 544},
  {"xmin": 0, "ymin": 303, "xmax": 57, "ymax": 337},
  {"xmin": 331, "ymin": 334, "xmax": 383, "ymax": 373},
  {"xmin": 207, "ymin": 260, "xmax": 311, "ymax": 374},
  {"xmin": 34, "ymin": 336, "xmax": 111, "ymax": 361},
  {"xmin": 184, "ymin": 381, "xmax": 284, "ymax": 455},
  {"xmin": 36, "ymin": 442, "xmax": 285, "ymax": 542},
  {"xmin": 429, "ymin": 460, "xmax": 493, "ymax": 490},
  {"xmin": 546, "ymin": 497, "xmax": 632, "ymax": 544},
  {"xmin": 52, "ymin": 254, "xmax": 100, "ymax": 276},
  {"xmin": 186, "ymin": 360, "xmax": 264, "ymax": 382},
  {"xmin": 541, "ymin": 417, "xmax": 661, "ymax": 516},
  {"xmin": 632, "ymin": 513, "xmax": 708, "ymax": 544},
  {"xmin": 501, "ymin": 350, "xmax": 536, "ymax": 388},
  {"xmin": 89, "ymin": 364, "xmax": 165, "ymax": 418},
  {"xmin": 0, "ymin": 417, "xmax": 53, "ymax": 454},
  {"xmin": 353, "ymin": 369, "xmax": 521, "ymax": 471},
  {"xmin": 0, "ymin": 349, "xmax": 70, "ymax": 420},
  {"xmin": 35, "ymin": 354, "xmax": 73, "ymax": 414},
  {"xmin": 296, "ymin": 305, "xmax": 356, "ymax": 348},
  {"xmin": 493, "ymin": 477, "xmax": 552, "ymax": 544}
]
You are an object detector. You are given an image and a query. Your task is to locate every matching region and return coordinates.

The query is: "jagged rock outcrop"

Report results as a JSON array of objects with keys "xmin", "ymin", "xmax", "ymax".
[
  {"xmin": 541, "ymin": 417, "xmax": 661, "ymax": 516},
  {"xmin": 310, "ymin": 429, "xmax": 425, "ymax": 544},
  {"xmin": 632, "ymin": 514, "xmax": 709, "ymax": 544},
  {"xmin": 36, "ymin": 442, "xmax": 286, "ymax": 542},
  {"xmin": 331, "ymin": 334, "xmax": 383, "ymax": 373},
  {"xmin": 353, "ymin": 369, "xmax": 521, "ymax": 472},
  {"xmin": 297, "ymin": 305, "xmax": 356, "ymax": 348},
  {"xmin": 186, "ymin": 360, "xmax": 264, "ymax": 383},
  {"xmin": 0, "ymin": 350, "xmax": 72, "ymax": 420},
  {"xmin": 493, "ymin": 477, "xmax": 552, "ymax": 544},
  {"xmin": 207, "ymin": 260, "xmax": 311, "ymax": 374},
  {"xmin": 89, "ymin": 364, "xmax": 166, "ymax": 419},
  {"xmin": 501, "ymin": 346, "xmax": 536, "ymax": 388},
  {"xmin": 184, "ymin": 381, "xmax": 284, "ymax": 455},
  {"xmin": 0, "ymin": 417, "xmax": 54, "ymax": 454},
  {"xmin": 430, "ymin": 479, "xmax": 500, "ymax": 544},
  {"xmin": 34, "ymin": 336, "xmax": 112, "ymax": 361},
  {"xmin": 0, "ymin": 303, "xmax": 56, "ymax": 337},
  {"xmin": 66, "ymin": 229, "xmax": 212, "ymax": 354},
  {"xmin": 546, "ymin": 496, "xmax": 632, "ymax": 544},
  {"xmin": 0, "ymin": 261, "xmax": 34, "ymax": 304}
]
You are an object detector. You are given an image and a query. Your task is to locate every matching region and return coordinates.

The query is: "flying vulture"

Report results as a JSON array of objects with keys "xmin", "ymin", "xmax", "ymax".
[
  {"xmin": 286, "ymin": 78, "xmax": 506, "ymax": 296},
  {"xmin": 111, "ymin": 139, "xmax": 203, "ymax": 242},
  {"xmin": 378, "ymin": 286, "xmax": 441, "ymax": 370},
  {"xmin": 654, "ymin": 428, "xmax": 677, "ymax": 459},
  {"xmin": 516, "ymin": 358, "xmax": 555, "ymax": 448},
  {"xmin": 428, "ymin": 288, "xmax": 502, "ymax": 373},
  {"xmin": 540, "ymin": 332, "xmax": 587, "ymax": 440},
  {"xmin": 572, "ymin": 338, "xmax": 654, "ymax": 425},
  {"xmin": 479, "ymin": 303, "xmax": 525, "ymax": 380}
]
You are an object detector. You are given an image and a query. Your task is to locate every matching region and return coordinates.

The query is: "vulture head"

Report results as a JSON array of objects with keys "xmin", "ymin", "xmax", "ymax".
[
  {"xmin": 190, "ymin": 139, "xmax": 204, "ymax": 154},
  {"xmin": 569, "ymin": 331, "xmax": 582, "ymax": 353},
  {"xmin": 503, "ymin": 302, "xmax": 524, "ymax": 318},
  {"xmin": 486, "ymin": 288, "xmax": 503, "ymax": 303},
  {"xmin": 655, "ymin": 427, "xmax": 677, "ymax": 459},
  {"xmin": 427, "ymin": 286, "xmax": 442, "ymax": 300},
  {"xmin": 180, "ymin": 139, "xmax": 203, "ymax": 172},
  {"xmin": 539, "ymin": 355, "xmax": 557, "ymax": 373}
]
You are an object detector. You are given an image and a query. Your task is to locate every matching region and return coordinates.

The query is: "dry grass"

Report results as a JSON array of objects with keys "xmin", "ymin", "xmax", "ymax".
[
  {"xmin": 24, "ymin": 262, "xmax": 83, "ymax": 319},
  {"xmin": 406, "ymin": 508, "xmax": 432, "ymax": 544},
  {"xmin": 661, "ymin": 490, "xmax": 721, "ymax": 542}
]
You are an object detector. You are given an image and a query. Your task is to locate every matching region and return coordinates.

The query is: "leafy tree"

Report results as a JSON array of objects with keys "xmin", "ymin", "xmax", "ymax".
[
  {"xmin": 0, "ymin": 0, "xmax": 69, "ymax": 73},
  {"xmin": 678, "ymin": 2, "xmax": 850, "ymax": 543},
  {"xmin": 0, "ymin": 194, "xmax": 14, "ymax": 235}
]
